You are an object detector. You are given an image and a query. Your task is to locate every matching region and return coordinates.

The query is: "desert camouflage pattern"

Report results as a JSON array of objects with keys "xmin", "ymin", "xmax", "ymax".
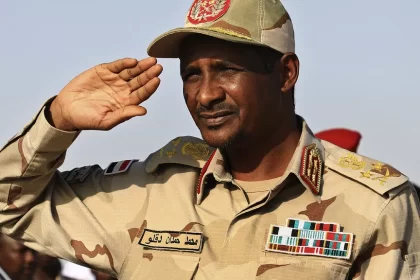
[
  {"xmin": 147, "ymin": 0, "xmax": 295, "ymax": 58},
  {"xmin": 1, "ymin": 102, "xmax": 420, "ymax": 279}
]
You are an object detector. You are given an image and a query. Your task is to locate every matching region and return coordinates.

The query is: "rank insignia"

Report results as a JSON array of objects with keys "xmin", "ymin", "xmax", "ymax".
[
  {"xmin": 104, "ymin": 160, "xmax": 137, "ymax": 176},
  {"xmin": 63, "ymin": 165, "xmax": 95, "ymax": 184},
  {"xmin": 265, "ymin": 219, "xmax": 354, "ymax": 260},
  {"xmin": 300, "ymin": 144, "xmax": 323, "ymax": 195}
]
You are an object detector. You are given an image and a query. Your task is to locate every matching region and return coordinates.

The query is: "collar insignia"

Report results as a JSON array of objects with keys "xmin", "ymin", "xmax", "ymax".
[{"xmin": 300, "ymin": 144, "xmax": 323, "ymax": 195}]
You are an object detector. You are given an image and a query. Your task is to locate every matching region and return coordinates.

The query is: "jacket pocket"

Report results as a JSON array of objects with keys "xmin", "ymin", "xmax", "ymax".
[{"xmin": 255, "ymin": 255, "xmax": 350, "ymax": 280}]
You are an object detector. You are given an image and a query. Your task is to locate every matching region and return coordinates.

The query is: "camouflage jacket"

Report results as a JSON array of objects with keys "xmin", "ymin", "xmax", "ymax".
[{"xmin": 0, "ymin": 104, "xmax": 419, "ymax": 280}]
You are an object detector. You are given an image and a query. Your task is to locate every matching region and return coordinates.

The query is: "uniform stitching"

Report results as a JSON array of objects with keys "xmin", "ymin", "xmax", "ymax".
[
  {"xmin": 367, "ymin": 197, "xmax": 390, "ymax": 241},
  {"xmin": 206, "ymin": 27, "xmax": 251, "ymax": 38},
  {"xmin": 356, "ymin": 195, "xmax": 392, "ymax": 266}
]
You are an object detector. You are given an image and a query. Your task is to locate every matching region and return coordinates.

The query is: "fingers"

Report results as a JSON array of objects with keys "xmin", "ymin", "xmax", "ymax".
[
  {"xmin": 105, "ymin": 58, "xmax": 138, "ymax": 74},
  {"xmin": 129, "ymin": 77, "xmax": 161, "ymax": 105},
  {"xmin": 128, "ymin": 64, "xmax": 163, "ymax": 91},
  {"xmin": 119, "ymin": 57, "xmax": 158, "ymax": 81}
]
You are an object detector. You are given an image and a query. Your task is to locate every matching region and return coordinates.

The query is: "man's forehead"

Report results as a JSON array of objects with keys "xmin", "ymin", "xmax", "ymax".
[{"xmin": 179, "ymin": 35, "xmax": 260, "ymax": 68}]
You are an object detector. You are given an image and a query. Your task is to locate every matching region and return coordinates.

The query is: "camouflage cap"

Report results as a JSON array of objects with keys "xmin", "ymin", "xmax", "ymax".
[{"xmin": 147, "ymin": 0, "xmax": 295, "ymax": 58}]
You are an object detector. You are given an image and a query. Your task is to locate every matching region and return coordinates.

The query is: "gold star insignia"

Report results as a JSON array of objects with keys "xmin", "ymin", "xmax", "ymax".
[
  {"xmin": 372, "ymin": 162, "xmax": 384, "ymax": 172},
  {"xmin": 360, "ymin": 170, "xmax": 372, "ymax": 179},
  {"xmin": 166, "ymin": 151, "xmax": 176, "ymax": 158},
  {"xmin": 377, "ymin": 176, "xmax": 388, "ymax": 185}
]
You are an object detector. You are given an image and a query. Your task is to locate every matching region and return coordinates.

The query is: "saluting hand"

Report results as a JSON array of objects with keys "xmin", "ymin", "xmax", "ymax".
[{"xmin": 48, "ymin": 57, "xmax": 163, "ymax": 131}]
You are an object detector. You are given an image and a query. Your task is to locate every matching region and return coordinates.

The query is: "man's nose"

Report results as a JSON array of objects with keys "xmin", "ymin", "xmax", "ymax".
[
  {"xmin": 196, "ymin": 76, "xmax": 225, "ymax": 108},
  {"xmin": 24, "ymin": 249, "xmax": 36, "ymax": 263}
]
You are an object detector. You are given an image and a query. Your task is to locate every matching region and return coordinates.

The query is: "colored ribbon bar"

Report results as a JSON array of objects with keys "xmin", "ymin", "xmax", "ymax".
[{"xmin": 265, "ymin": 219, "xmax": 354, "ymax": 260}]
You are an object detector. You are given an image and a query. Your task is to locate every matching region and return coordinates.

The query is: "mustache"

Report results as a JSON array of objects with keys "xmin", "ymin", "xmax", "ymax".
[{"xmin": 196, "ymin": 103, "xmax": 239, "ymax": 115}]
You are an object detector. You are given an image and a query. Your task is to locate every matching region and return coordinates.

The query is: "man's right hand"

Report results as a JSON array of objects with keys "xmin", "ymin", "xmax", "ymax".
[{"xmin": 48, "ymin": 57, "xmax": 163, "ymax": 131}]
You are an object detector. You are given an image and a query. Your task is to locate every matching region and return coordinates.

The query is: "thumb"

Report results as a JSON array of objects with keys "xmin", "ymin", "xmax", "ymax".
[
  {"xmin": 102, "ymin": 106, "xmax": 148, "ymax": 130},
  {"xmin": 121, "ymin": 105, "xmax": 148, "ymax": 118}
]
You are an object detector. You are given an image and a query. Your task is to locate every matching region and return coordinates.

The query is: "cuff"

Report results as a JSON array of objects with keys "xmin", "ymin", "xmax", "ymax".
[{"xmin": 25, "ymin": 106, "xmax": 80, "ymax": 153}]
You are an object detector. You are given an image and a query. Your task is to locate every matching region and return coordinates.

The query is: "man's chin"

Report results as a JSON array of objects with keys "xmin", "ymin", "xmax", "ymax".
[{"xmin": 200, "ymin": 128, "xmax": 238, "ymax": 149}]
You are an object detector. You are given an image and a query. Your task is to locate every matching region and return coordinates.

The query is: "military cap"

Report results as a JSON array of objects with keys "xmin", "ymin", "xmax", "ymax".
[{"xmin": 148, "ymin": 0, "xmax": 295, "ymax": 58}]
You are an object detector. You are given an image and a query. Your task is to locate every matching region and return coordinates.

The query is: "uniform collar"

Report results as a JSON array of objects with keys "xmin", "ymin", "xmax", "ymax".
[{"xmin": 196, "ymin": 116, "xmax": 325, "ymax": 204}]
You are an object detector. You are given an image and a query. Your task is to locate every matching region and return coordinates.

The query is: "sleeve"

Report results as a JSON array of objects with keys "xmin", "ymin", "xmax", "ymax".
[
  {"xmin": 0, "ymin": 102, "xmax": 149, "ymax": 277},
  {"xmin": 350, "ymin": 183, "xmax": 420, "ymax": 279}
]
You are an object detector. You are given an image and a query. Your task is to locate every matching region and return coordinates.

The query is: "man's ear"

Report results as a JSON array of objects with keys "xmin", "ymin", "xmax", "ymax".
[{"xmin": 280, "ymin": 53, "xmax": 299, "ymax": 93}]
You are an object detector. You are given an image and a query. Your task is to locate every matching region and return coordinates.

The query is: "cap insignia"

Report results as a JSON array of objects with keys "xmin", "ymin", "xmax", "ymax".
[{"xmin": 188, "ymin": 0, "xmax": 231, "ymax": 25}]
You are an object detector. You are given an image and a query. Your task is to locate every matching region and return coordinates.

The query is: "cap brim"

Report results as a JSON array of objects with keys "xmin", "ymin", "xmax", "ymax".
[{"xmin": 147, "ymin": 27, "xmax": 267, "ymax": 58}]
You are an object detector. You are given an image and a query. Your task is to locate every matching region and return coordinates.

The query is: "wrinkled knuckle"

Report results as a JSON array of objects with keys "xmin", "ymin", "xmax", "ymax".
[
  {"xmin": 137, "ymin": 65, "xmax": 145, "ymax": 74},
  {"xmin": 144, "ymin": 84, "xmax": 153, "ymax": 95},
  {"xmin": 135, "ymin": 90, "xmax": 144, "ymax": 102},
  {"xmin": 128, "ymin": 81, "xmax": 134, "ymax": 91},
  {"xmin": 144, "ymin": 70, "xmax": 152, "ymax": 80},
  {"xmin": 136, "ymin": 75, "xmax": 143, "ymax": 86}
]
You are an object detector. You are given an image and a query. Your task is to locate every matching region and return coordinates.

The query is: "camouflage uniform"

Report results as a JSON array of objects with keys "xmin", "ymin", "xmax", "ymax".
[{"xmin": 1, "ymin": 0, "xmax": 420, "ymax": 279}]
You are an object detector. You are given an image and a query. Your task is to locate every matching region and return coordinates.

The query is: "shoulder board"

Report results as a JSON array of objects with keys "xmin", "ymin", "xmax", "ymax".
[
  {"xmin": 61, "ymin": 165, "xmax": 98, "ymax": 184},
  {"xmin": 322, "ymin": 140, "xmax": 408, "ymax": 195},
  {"xmin": 145, "ymin": 136, "xmax": 215, "ymax": 173}
]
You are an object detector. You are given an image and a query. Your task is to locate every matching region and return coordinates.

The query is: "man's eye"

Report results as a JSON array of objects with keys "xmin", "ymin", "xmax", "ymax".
[{"xmin": 182, "ymin": 73, "xmax": 199, "ymax": 82}]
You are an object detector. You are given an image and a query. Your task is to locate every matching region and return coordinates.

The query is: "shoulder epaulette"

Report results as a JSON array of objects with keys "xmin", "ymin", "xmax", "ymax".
[
  {"xmin": 322, "ymin": 140, "xmax": 408, "ymax": 195},
  {"xmin": 145, "ymin": 136, "xmax": 215, "ymax": 173},
  {"xmin": 61, "ymin": 165, "xmax": 98, "ymax": 184}
]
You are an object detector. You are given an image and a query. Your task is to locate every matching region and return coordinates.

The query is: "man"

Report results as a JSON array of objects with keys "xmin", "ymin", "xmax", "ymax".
[
  {"xmin": 0, "ymin": 0, "xmax": 419, "ymax": 279},
  {"xmin": 0, "ymin": 234, "xmax": 36, "ymax": 280}
]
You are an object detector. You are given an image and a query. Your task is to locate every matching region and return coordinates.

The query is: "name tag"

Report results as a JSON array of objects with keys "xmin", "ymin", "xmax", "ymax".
[{"xmin": 139, "ymin": 229, "xmax": 204, "ymax": 253}]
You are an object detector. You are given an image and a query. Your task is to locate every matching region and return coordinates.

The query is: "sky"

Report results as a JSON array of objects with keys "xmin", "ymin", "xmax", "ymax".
[{"xmin": 1, "ymin": 0, "xmax": 419, "ymax": 278}]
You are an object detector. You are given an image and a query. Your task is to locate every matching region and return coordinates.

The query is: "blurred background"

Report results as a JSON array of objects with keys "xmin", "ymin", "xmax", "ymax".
[{"xmin": 1, "ymin": 0, "xmax": 419, "ymax": 279}]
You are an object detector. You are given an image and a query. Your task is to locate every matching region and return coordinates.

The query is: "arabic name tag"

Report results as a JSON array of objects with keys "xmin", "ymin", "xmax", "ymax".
[{"xmin": 139, "ymin": 229, "xmax": 204, "ymax": 253}]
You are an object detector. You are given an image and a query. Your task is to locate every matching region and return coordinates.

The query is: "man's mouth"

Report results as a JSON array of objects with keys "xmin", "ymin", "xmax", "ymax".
[{"xmin": 198, "ymin": 111, "xmax": 235, "ymax": 127}]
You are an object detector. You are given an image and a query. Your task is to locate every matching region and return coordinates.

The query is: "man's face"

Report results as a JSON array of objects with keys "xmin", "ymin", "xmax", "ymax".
[
  {"xmin": 180, "ymin": 36, "xmax": 284, "ymax": 148},
  {"xmin": 0, "ymin": 235, "xmax": 36, "ymax": 280}
]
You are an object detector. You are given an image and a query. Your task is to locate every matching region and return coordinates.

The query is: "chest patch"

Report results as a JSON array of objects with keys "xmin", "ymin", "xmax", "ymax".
[
  {"xmin": 139, "ymin": 229, "xmax": 204, "ymax": 253},
  {"xmin": 265, "ymin": 219, "xmax": 354, "ymax": 260}
]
